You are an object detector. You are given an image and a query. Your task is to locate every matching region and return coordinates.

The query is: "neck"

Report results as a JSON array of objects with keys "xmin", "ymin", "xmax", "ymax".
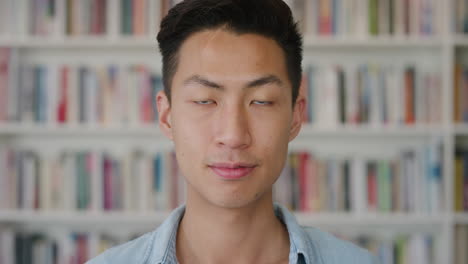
[{"xmin": 176, "ymin": 189, "xmax": 290, "ymax": 264}]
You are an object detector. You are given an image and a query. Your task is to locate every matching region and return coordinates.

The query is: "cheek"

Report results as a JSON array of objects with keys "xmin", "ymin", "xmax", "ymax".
[
  {"xmin": 251, "ymin": 113, "xmax": 291, "ymax": 144},
  {"xmin": 171, "ymin": 110, "xmax": 213, "ymax": 166},
  {"xmin": 252, "ymin": 120, "xmax": 290, "ymax": 166}
]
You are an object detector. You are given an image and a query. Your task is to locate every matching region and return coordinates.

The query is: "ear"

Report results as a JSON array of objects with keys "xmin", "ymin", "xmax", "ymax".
[
  {"xmin": 156, "ymin": 90, "xmax": 174, "ymax": 140},
  {"xmin": 289, "ymin": 96, "xmax": 306, "ymax": 142}
]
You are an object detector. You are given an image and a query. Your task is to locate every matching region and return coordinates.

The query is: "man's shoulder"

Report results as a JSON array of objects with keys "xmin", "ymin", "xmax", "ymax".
[
  {"xmin": 85, "ymin": 231, "xmax": 156, "ymax": 264},
  {"xmin": 301, "ymin": 226, "xmax": 378, "ymax": 264}
]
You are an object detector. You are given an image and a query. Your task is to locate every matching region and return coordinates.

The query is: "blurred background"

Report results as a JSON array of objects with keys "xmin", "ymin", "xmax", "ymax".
[{"xmin": 0, "ymin": 0, "xmax": 465, "ymax": 263}]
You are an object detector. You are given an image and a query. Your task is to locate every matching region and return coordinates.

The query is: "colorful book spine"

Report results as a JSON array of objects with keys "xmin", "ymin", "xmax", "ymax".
[
  {"xmin": 66, "ymin": 0, "xmax": 107, "ymax": 36},
  {"xmin": 287, "ymin": 0, "xmax": 437, "ymax": 37},
  {"xmin": 0, "ymin": 148, "xmax": 182, "ymax": 212},
  {"xmin": 4, "ymin": 64, "xmax": 162, "ymax": 126},
  {"xmin": 0, "ymin": 48, "xmax": 10, "ymax": 122},
  {"xmin": 273, "ymin": 142, "xmax": 443, "ymax": 213},
  {"xmin": 304, "ymin": 63, "xmax": 440, "ymax": 127}
]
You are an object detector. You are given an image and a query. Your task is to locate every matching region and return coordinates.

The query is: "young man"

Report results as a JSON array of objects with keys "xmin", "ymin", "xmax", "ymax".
[{"xmin": 88, "ymin": 0, "xmax": 377, "ymax": 263}]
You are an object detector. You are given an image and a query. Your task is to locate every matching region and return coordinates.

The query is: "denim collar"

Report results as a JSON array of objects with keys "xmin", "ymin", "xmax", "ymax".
[{"xmin": 146, "ymin": 203, "xmax": 320, "ymax": 264}]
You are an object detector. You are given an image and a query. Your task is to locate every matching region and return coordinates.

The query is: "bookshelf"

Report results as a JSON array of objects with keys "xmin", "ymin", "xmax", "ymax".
[{"xmin": 0, "ymin": 0, "xmax": 462, "ymax": 263}]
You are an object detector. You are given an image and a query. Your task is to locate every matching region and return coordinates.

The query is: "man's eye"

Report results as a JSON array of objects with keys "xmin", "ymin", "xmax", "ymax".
[
  {"xmin": 194, "ymin": 100, "xmax": 215, "ymax": 105},
  {"xmin": 252, "ymin": 100, "xmax": 273, "ymax": 106}
]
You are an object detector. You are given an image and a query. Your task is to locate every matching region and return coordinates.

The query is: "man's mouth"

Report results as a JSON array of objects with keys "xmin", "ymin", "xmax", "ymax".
[{"xmin": 208, "ymin": 163, "xmax": 257, "ymax": 180}]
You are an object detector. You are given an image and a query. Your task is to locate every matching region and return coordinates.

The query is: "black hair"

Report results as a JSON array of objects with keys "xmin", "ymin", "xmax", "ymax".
[{"xmin": 157, "ymin": 0, "xmax": 303, "ymax": 105}]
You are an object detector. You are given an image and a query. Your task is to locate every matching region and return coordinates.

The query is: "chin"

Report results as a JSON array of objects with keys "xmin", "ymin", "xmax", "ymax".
[{"xmin": 204, "ymin": 190, "xmax": 267, "ymax": 209}]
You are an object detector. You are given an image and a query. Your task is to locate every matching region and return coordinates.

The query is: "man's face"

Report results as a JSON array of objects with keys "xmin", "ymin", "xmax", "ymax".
[{"xmin": 157, "ymin": 28, "xmax": 304, "ymax": 209}]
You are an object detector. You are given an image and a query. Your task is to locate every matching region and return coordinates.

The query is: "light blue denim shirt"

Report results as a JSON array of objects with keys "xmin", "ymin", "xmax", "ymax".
[{"xmin": 87, "ymin": 204, "xmax": 378, "ymax": 264}]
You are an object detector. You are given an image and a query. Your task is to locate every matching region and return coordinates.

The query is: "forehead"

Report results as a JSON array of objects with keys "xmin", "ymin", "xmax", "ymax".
[{"xmin": 173, "ymin": 28, "xmax": 289, "ymax": 85}]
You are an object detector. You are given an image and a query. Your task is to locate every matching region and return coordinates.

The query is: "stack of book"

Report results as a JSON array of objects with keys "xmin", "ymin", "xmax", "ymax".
[
  {"xmin": 287, "ymin": 0, "xmax": 438, "ymax": 37},
  {"xmin": 120, "ymin": 0, "xmax": 149, "ymax": 35},
  {"xmin": 273, "ymin": 140, "xmax": 444, "ymax": 213},
  {"xmin": 1, "ymin": 63, "xmax": 163, "ymax": 126},
  {"xmin": 0, "ymin": 149, "xmax": 185, "ymax": 212},
  {"xmin": 29, "ymin": 0, "xmax": 61, "ymax": 36},
  {"xmin": 66, "ymin": 0, "xmax": 107, "ymax": 36},
  {"xmin": 302, "ymin": 64, "xmax": 442, "ymax": 126}
]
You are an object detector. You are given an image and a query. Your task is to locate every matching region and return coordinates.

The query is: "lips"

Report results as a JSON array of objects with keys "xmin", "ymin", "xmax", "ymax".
[{"xmin": 209, "ymin": 163, "xmax": 257, "ymax": 180}]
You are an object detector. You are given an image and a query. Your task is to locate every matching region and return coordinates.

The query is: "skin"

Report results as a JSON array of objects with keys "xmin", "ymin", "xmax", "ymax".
[{"xmin": 156, "ymin": 27, "xmax": 305, "ymax": 264}]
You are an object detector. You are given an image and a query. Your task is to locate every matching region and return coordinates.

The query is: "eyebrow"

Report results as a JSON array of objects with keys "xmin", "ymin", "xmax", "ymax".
[{"xmin": 183, "ymin": 74, "xmax": 284, "ymax": 90}]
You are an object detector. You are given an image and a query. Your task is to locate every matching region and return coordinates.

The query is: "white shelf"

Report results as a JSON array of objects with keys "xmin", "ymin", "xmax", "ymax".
[
  {"xmin": 0, "ymin": 210, "xmax": 445, "ymax": 227},
  {"xmin": 300, "ymin": 124, "xmax": 445, "ymax": 137},
  {"xmin": 302, "ymin": 36, "xmax": 443, "ymax": 48},
  {"xmin": 454, "ymin": 213, "xmax": 468, "ymax": 224},
  {"xmin": 453, "ymin": 35, "xmax": 468, "ymax": 46},
  {"xmin": 0, "ymin": 37, "xmax": 159, "ymax": 49},
  {"xmin": 454, "ymin": 124, "xmax": 468, "ymax": 135},
  {"xmin": 0, "ymin": 124, "xmax": 444, "ymax": 137},
  {"xmin": 0, "ymin": 124, "xmax": 162, "ymax": 137},
  {"xmin": 0, "ymin": 36, "xmax": 444, "ymax": 49},
  {"xmin": 295, "ymin": 212, "xmax": 445, "ymax": 227},
  {"xmin": 0, "ymin": 210, "xmax": 169, "ymax": 226}
]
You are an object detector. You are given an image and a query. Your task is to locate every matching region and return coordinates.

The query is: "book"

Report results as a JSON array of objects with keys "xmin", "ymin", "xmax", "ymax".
[
  {"xmin": 66, "ymin": 0, "xmax": 107, "ymax": 36},
  {"xmin": 0, "ymin": 48, "xmax": 10, "ymax": 122},
  {"xmin": 454, "ymin": 147, "xmax": 468, "ymax": 212},
  {"xmin": 304, "ymin": 63, "xmax": 441, "ymax": 127}
]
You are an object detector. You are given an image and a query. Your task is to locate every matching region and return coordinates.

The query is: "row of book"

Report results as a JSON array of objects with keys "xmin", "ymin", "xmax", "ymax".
[
  {"xmin": 288, "ymin": 0, "xmax": 439, "ymax": 37},
  {"xmin": 301, "ymin": 64, "xmax": 442, "ymax": 126},
  {"xmin": 0, "ymin": 229, "xmax": 125, "ymax": 264},
  {"xmin": 455, "ymin": 225, "xmax": 468, "ymax": 264},
  {"xmin": 0, "ymin": 49, "xmax": 443, "ymax": 127},
  {"xmin": 351, "ymin": 233, "xmax": 435, "ymax": 264},
  {"xmin": 454, "ymin": 148, "xmax": 468, "ymax": 211},
  {"xmin": 0, "ymin": 57, "xmax": 163, "ymax": 125},
  {"xmin": 0, "ymin": 149, "xmax": 185, "ymax": 211},
  {"xmin": 0, "ymin": 141, "xmax": 443, "ymax": 213},
  {"xmin": 275, "ymin": 140, "xmax": 443, "ymax": 213},
  {"xmin": 0, "ymin": 0, "xmax": 107, "ymax": 37},
  {"xmin": 0, "ymin": 0, "xmax": 183, "ymax": 37},
  {"xmin": 0, "ymin": 0, "xmax": 442, "ymax": 38}
]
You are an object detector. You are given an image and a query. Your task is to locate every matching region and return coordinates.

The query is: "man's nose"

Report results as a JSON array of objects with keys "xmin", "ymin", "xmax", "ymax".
[{"xmin": 214, "ymin": 103, "xmax": 252, "ymax": 149}]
